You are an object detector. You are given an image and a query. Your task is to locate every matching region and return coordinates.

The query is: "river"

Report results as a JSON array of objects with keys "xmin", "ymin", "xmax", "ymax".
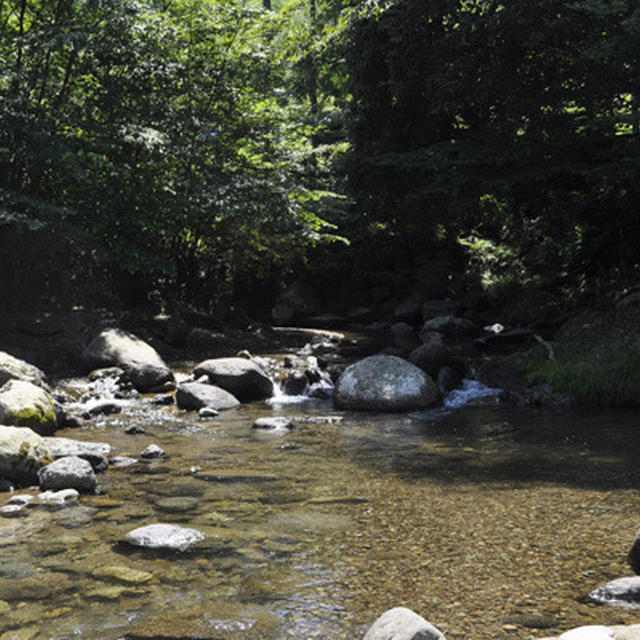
[{"xmin": 1, "ymin": 347, "xmax": 640, "ymax": 639}]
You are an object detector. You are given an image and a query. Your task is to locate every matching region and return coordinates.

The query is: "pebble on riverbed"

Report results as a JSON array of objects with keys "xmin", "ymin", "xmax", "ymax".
[{"xmin": 140, "ymin": 444, "xmax": 165, "ymax": 459}]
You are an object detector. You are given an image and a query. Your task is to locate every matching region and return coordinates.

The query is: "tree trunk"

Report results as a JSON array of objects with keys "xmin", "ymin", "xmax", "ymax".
[{"xmin": 263, "ymin": 0, "xmax": 271, "ymax": 9}]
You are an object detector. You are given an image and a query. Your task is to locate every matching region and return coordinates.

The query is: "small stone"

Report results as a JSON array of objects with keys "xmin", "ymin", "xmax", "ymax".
[
  {"xmin": 141, "ymin": 444, "xmax": 165, "ymax": 459},
  {"xmin": 0, "ymin": 504, "xmax": 26, "ymax": 517},
  {"xmin": 125, "ymin": 425, "xmax": 146, "ymax": 435},
  {"xmin": 198, "ymin": 407, "xmax": 219, "ymax": 418},
  {"xmin": 110, "ymin": 456, "xmax": 138, "ymax": 467}
]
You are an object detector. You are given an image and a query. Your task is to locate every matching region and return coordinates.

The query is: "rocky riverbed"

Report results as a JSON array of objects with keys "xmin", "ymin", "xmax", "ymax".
[{"xmin": 2, "ymin": 308, "xmax": 640, "ymax": 639}]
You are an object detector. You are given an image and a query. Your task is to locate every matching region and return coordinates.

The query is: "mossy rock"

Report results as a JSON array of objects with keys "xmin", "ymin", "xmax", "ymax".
[
  {"xmin": 0, "ymin": 380, "xmax": 58, "ymax": 435},
  {"xmin": 0, "ymin": 425, "xmax": 53, "ymax": 485}
]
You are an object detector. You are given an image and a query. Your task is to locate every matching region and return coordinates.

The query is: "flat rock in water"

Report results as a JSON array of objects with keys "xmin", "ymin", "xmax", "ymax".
[
  {"xmin": 153, "ymin": 496, "xmax": 200, "ymax": 513},
  {"xmin": 124, "ymin": 523, "xmax": 205, "ymax": 551},
  {"xmin": 43, "ymin": 437, "xmax": 112, "ymax": 459},
  {"xmin": 125, "ymin": 600, "xmax": 281, "ymax": 639},
  {"xmin": 91, "ymin": 565, "xmax": 153, "ymax": 584},
  {"xmin": 192, "ymin": 469, "xmax": 278, "ymax": 483}
]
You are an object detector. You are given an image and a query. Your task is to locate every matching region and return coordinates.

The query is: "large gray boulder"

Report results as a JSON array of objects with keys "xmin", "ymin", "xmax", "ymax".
[
  {"xmin": 0, "ymin": 425, "xmax": 52, "ymax": 485},
  {"xmin": 362, "ymin": 607, "xmax": 445, "ymax": 640},
  {"xmin": 0, "ymin": 351, "xmax": 48, "ymax": 389},
  {"xmin": 176, "ymin": 382, "xmax": 240, "ymax": 412},
  {"xmin": 193, "ymin": 357, "xmax": 274, "ymax": 402},
  {"xmin": 0, "ymin": 380, "xmax": 59, "ymax": 435},
  {"xmin": 335, "ymin": 355, "xmax": 440, "ymax": 411},
  {"xmin": 82, "ymin": 328, "xmax": 172, "ymax": 391},
  {"xmin": 37, "ymin": 455, "xmax": 98, "ymax": 493}
]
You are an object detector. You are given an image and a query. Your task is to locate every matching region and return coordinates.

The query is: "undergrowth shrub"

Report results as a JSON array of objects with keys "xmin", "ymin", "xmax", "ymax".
[{"xmin": 527, "ymin": 341, "xmax": 640, "ymax": 407}]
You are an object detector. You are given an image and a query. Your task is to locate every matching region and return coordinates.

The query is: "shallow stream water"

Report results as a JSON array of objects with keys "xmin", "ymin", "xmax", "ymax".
[{"xmin": 2, "ymin": 357, "xmax": 640, "ymax": 639}]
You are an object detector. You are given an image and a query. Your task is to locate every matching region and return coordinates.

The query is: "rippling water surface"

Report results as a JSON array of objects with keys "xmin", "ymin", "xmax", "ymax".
[{"xmin": 2, "ymin": 378, "xmax": 640, "ymax": 639}]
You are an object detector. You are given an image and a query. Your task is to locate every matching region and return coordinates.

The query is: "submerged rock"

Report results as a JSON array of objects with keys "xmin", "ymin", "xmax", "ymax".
[
  {"xmin": 91, "ymin": 564, "xmax": 153, "ymax": 585},
  {"xmin": 124, "ymin": 523, "xmax": 205, "ymax": 551},
  {"xmin": 0, "ymin": 380, "xmax": 59, "ymax": 435},
  {"xmin": 362, "ymin": 607, "xmax": 445, "ymax": 640},
  {"xmin": 193, "ymin": 357, "xmax": 274, "ymax": 402},
  {"xmin": 335, "ymin": 355, "xmax": 440, "ymax": 411},
  {"xmin": 0, "ymin": 426, "xmax": 52, "ymax": 485}
]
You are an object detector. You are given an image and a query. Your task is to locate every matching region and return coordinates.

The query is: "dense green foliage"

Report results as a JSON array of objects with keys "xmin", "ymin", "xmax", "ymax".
[
  {"xmin": 0, "ymin": 0, "xmax": 345, "ymax": 310},
  {"xmin": 1, "ymin": 0, "xmax": 639, "ymax": 317},
  {"xmin": 346, "ymin": 0, "xmax": 640, "ymax": 308}
]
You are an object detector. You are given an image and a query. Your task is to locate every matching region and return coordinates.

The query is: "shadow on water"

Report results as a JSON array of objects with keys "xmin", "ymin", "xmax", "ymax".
[{"xmin": 339, "ymin": 404, "xmax": 640, "ymax": 492}]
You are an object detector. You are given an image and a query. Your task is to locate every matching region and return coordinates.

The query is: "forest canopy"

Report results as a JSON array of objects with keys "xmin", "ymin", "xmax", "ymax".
[{"xmin": 1, "ymin": 0, "xmax": 638, "ymax": 317}]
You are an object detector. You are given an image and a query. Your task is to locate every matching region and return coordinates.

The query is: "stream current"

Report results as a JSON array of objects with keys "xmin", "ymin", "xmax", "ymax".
[{"xmin": 2, "ymin": 346, "xmax": 640, "ymax": 639}]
